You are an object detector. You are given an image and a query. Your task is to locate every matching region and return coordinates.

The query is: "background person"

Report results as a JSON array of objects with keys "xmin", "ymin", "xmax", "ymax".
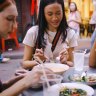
[{"xmin": 67, "ymin": 2, "xmax": 81, "ymax": 39}]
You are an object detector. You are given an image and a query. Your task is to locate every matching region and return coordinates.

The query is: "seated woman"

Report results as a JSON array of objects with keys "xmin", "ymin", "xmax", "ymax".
[
  {"xmin": 89, "ymin": 39, "xmax": 96, "ymax": 68},
  {"xmin": 0, "ymin": 0, "xmax": 52, "ymax": 96},
  {"xmin": 22, "ymin": 0, "xmax": 78, "ymax": 70}
]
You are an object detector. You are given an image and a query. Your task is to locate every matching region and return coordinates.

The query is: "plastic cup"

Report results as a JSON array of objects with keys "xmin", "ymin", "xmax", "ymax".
[
  {"xmin": 41, "ymin": 74, "xmax": 63, "ymax": 96},
  {"xmin": 73, "ymin": 50, "xmax": 85, "ymax": 72}
]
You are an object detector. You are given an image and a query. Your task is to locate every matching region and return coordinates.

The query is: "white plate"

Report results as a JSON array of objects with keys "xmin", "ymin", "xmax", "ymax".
[
  {"xmin": 50, "ymin": 83, "xmax": 94, "ymax": 96},
  {"xmin": 68, "ymin": 73, "xmax": 96, "ymax": 86},
  {"xmin": 44, "ymin": 63, "xmax": 69, "ymax": 74}
]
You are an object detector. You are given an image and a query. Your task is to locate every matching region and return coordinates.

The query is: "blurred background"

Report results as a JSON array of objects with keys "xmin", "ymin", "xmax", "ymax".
[{"xmin": 0, "ymin": 0, "xmax": 95, "ymax": 51}]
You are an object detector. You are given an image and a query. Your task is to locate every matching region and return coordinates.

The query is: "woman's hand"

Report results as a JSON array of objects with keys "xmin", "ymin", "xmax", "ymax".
[
  {"xmin": 15, "ymin": 67, "xmax": 53, "ymax": 86},
  {"xmin": 25, "ymin": 65, "xmax": 53, "ymax": 85},
  {"xmin": 59, "ymin": 49, "xmax": 69, "ymax": 64},
  {"xmin": 34, "ymin": 48, "xmax": 48, "ymax": 63}
]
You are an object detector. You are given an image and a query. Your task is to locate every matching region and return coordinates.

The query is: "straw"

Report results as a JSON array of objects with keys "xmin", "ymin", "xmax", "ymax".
[{"xmin": 34, "ymin": 56, "xmax": 50, "ymax": 88}]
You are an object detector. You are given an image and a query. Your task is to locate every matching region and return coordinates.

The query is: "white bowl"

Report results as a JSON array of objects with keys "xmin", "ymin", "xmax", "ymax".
[{"xmin": 43, "ymin": 63, "xmax": 69, "ymax": 75}]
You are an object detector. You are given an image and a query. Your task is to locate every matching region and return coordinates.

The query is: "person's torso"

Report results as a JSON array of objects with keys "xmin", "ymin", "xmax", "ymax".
[
  {"xmin": 68, "ymin": 12, "xmax": 80, "ymax": 31},
  {"xmin": 23, "ymin": 26, "xmax": 77, "ymax": 61}
]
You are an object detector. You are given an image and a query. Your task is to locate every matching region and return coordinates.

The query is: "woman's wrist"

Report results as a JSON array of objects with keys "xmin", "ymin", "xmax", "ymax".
[
  {"xmin": 33, "ymin": 56, "xmax": 46, "ymax": 64},
  {"xmin": 24, "ymin": 75, "xmax": 34, "ymax": 88}
]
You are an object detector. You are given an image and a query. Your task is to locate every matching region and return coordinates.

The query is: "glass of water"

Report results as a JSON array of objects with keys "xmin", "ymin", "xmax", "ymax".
[
  {"xmin": 41, "ymin": 74, "xmax": 63, "ymax": 96},
  {"xmin": 73, "ymin": 50, "xmax": 85, "ymax": 72}
]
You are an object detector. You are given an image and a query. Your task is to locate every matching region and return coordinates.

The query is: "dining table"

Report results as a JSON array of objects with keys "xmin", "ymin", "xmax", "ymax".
[{"xmin": 21, "ymin": 66, "xmax": 96, "ymax": 96}]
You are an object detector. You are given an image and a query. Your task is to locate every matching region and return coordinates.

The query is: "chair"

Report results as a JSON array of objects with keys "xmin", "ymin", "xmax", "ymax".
[{"xmin": 1, "ymin": 29, "xmax": 19, "ymax": 52}]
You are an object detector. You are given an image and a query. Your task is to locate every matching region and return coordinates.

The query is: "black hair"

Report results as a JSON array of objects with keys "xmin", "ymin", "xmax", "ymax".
[
  {"xmin": 69, "ymin": 2, "xmax": 77, "ymax": 12},
  {"xmin": 37, "ymin": 0, "xmax": 68, "ymax": 50},
  {"xmin": 0, "ymin": 0, "xmax": 6, "ymax": 3}
]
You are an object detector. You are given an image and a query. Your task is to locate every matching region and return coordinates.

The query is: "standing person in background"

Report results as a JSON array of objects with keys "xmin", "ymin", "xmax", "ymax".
[
  {"xmin": 68, "ymin": 2, "xmax": 81, "ymax": 39},
  {"xmin": 22, "ymin": 0, "xmax": 78, "ymax": 69},
  {"xmin": 0, "ymin": 0, "xmax": 52, "ymax": 96},
  {"xmin": 89, "ymin": 0, "xmax": 96, "ymax": 48}
]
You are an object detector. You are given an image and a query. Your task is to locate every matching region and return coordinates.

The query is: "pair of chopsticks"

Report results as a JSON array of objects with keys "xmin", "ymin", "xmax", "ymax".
[{"xmin": 34, "ymin": 56, "xmax": 50, "ymax": 88}]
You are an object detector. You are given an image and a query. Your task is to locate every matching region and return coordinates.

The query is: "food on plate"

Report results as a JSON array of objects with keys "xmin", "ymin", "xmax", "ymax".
[
  {"xmin": 69, "ymin": 73, "xmax": 96, "ymax": 83},
  {"xmin": 59, "ymin": 87, "xmax": 87, "ymax": 96},
  {"xmin": 87, "ymin": 74, "xmax": 96, "ymax": 83}
]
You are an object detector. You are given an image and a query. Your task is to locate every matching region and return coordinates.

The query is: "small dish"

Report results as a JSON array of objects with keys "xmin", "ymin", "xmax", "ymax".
[{"xmin": 68, "ymin": 73, "xmax": 96, "ymax": 86}]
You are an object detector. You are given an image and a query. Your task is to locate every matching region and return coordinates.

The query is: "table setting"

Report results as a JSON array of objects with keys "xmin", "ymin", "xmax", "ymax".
[{"xmin": 22, "ymin": 50, "xmax": 96, "ymax": 96}]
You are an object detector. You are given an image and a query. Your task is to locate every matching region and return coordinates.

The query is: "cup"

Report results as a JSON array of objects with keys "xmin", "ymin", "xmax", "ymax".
[
  {"xmin": 73, "ymin": 50, "xmax": 85, "ymax": 72},
  {"xmin": 41, "ymin": 74, "xmax": 63, "ymax": 96}
]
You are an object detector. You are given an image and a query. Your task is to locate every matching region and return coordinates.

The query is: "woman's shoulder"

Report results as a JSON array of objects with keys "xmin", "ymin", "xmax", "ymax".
[
  {"xmin": 75, "ymin": 11, "xmax": 81, "ymax": 16},
  {"xmin": 75, "ymin": 11, "xmax": 80, "ymax": 14},
  {"xmin": 28, "ymin": 25, "xmax": 38, "ymax": 33},
  {"xmin": 26, "ymin": 25, "xmax": 39, "ymax": 36}
]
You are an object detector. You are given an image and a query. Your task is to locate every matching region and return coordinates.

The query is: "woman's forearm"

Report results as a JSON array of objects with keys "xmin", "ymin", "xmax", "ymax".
[
  {"xmin": 73, "ymin": 19, "xmax": 81, "ymax": 24},
  {"xmin": 21, "ymin": 60, "xmax": 37, "ymax": 69},
  {"xmin": 89, "ymin": 41, "xmax": 96, "ymax": 68},
  {"xmin": 2, "ymin": 75, "xmax": 24, "ymax": 91},
  {"xmin": 68, "ymin": 47, "xmax": 74, "ymax": 62},
  {"xmin": 0, "ymin": 76, "xmax": 33, "ymax": 96}
]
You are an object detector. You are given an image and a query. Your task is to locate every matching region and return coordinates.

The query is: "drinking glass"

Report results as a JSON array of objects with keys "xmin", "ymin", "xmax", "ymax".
[
  {"xmin": 41, "ymin": 74, "xmax": 63, "ymax": 96},
  {"xmin": 73, "ymin": 50, "xmax": 85, "ymax": 72}
]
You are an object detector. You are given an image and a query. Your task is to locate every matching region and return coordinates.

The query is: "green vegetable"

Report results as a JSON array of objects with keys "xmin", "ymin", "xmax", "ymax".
[{"xmin": 59, "ymin": 87, "xmax": 87, "ymax": 96}]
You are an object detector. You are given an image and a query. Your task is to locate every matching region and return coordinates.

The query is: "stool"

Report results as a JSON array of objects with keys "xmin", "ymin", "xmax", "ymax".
[{"xmin": 1, "ymin": 29, "xmax": 19, "ymax": 52}]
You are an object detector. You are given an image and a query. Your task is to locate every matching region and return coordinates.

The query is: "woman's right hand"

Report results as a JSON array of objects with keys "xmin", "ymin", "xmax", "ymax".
[
  {"xmin": 34, "ymin": 48, "xmax": 48, "ymax": 63},
  {"xmin": 25, "ymin": 65, "xmax": 53, "ymax": 86}
]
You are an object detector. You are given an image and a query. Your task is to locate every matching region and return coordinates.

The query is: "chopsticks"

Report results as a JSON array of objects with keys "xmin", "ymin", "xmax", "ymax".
[{"xmin": 34, "ymin": 56, "xmax": 50, "ymax": 88}]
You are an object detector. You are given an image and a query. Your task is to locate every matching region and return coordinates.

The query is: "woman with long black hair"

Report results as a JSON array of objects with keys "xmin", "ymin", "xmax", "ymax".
[{"xmin": 22, "ymin": 0, "xmax": 78, "ymax": 69}]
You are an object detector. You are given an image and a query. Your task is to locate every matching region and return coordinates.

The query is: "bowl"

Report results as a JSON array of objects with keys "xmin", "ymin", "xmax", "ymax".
[{"xmin": 43, "ymin": 63, "xmax": 69, "ymax": 75}]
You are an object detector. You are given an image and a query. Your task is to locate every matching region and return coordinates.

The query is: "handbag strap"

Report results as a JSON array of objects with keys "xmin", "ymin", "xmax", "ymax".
[
  {"xmin": 34, "ymin": 31, "xmax": 61, "ymax": 52},
  {"xmin": 51, "ymin": 31, "xmax": 61, "ymax": 52}
]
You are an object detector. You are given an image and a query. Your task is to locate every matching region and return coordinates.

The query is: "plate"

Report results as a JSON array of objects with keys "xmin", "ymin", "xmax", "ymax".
[
  {"xmin": 44, "ymin": 63, "xmax": 69, "ymax": 74},
  {"xmin": 50, "ymin": 83, "xmax": 94, "ymax": 96},
  {"xmin": 68, "ymin": 73, "xmax": 96, "ymax": 86}
]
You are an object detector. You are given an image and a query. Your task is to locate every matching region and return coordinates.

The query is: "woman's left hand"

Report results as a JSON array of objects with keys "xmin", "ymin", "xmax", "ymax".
[{"xmin": 59, "ymin": 49, "xmax": 69, "ymax": 64}]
